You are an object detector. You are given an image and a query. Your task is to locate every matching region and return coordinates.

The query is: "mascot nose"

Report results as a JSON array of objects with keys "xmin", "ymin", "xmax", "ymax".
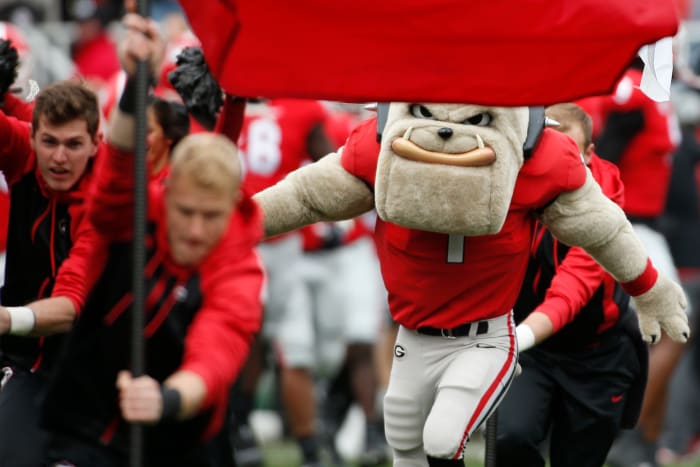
[{"xmin": 437, "ymin": 127, "xmax": 453, "ymax": 140}]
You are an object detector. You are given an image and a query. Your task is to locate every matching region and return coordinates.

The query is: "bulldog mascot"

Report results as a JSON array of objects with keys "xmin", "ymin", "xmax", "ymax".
[{"xmin": 253, "ymin": 102, "xmax": 689, "ymax": 466}]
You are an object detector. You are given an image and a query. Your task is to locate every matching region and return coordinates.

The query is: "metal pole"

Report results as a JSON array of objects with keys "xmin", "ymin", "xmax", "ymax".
[
  {"xmin": 130, "ymin": 1, "xmax": 149, "ymax": 466},
  {"xmin": 483, "ymin": 409, "xmax": 498, "ymax": 467}
]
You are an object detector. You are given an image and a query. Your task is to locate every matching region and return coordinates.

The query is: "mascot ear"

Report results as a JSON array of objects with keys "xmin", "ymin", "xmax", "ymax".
[
  {"xmin": 523, "ymin": 106, "xmax": 546, "ymax": 159},
  {"xmin": 376, "ymin": 103, "xmax": 390, "ymax": 142}
]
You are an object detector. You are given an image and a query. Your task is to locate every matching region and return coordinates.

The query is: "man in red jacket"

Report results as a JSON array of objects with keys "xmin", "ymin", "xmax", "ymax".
[
  {"xmin": 495, "ymin": 103, "xmax": 647, "ymax": 467},
  {"xmin": 40, "ymin": 14, "xmax": 265, "ymax": 467},
  {"xmin": 580, "ymin": 63, "xmax": 687, "ymax": 467},
  {"xmin": 0, "ymin": 77, "xmax": 101, "ymax": 465}
]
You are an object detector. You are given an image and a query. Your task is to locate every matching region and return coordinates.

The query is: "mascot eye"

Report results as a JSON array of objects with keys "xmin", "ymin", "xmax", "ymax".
[
  {"xmin": 464, "ymin": 113, "xmax": 493, "ymax": 126},
  {"xmin": 409, "ymin": 105, "xmax": 435, "ymax": 119}
]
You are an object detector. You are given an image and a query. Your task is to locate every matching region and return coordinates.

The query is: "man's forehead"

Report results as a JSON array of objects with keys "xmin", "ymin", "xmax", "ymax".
[{"xmin": 35, "ymin": 116, "xmax": 90, "ymax": 138}]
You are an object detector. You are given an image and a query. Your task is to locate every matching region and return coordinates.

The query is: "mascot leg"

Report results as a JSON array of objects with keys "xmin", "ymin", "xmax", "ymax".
[
  {"xmin": 392, "ymin": 446, "xmax": 431, "ymax": 467},
  {"xmin": 384, "ymin": 317, "xmax": 517, "ymax": 467},
  {"xmin": 422, "ymin": 314, "xmax": 517, "ymax": 462},
  {"xmin": 384, "ymin": 326, "xmax": 433, "ymax": 467}
]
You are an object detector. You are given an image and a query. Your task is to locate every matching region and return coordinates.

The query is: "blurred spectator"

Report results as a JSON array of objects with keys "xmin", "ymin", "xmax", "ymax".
[
  {"xmin": 146, "ymin": 96, "xmax": 190, "ymax": 181},
  {"xmin": 151, "ymin": 0, "xmax": 183, "ymax": 21},
  {"xmin": 0, "ymin": 22, "xmax": 32, "ymax": 90},
  {"xmin": 655, "ymin": 82, "xmax": 700, "ymax": 464},
  {"xmin": 68, "ymin": 0, "xmax": 121, "ymax": 95},
  {"xmin": 236, "ymin": 98, "xmax": 336, "ymax": 467},
  {"xmin": 61, "ymin": 0, "xmax": 121, "ymax": 23},
  {"xmin": 0, "ymin": 19, "xmax": 75, "ymax": 89},
  {"xmin": 0, "ymin": 2, "xmax": 45, "ymax": 27}
]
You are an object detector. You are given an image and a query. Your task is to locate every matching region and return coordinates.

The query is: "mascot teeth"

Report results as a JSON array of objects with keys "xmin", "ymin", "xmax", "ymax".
[
  {"xmin": 403, "ymin": 126, "xmax": 413, "ymax": 140},
  {"xmin": 476, "ymin": 134, "xmax": 485, "ymax": 149}
]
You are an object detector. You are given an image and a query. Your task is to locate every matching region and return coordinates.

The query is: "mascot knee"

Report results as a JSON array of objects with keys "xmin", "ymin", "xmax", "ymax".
[
  {"xmin": 384, "ymin": 393, "xmax": 424, "ymax": 451},
  {"xmin": 422, "ymin": 422, "xmax": 465, "ymax": 460}
]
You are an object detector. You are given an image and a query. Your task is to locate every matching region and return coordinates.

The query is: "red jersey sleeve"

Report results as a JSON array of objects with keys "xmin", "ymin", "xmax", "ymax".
[
  {"xmin": 87, "ymin": 142, "xmax": 161, "ymax": 242},
  {"xmin": 214, "ymin": 95, "xmax": 246, "ymax": 142},
  {"xmin": 51, "ymin": 218, "xmax": 108, "ymax": 314},
  {"xmin": 0, "ymin": 109, "xmax": 35, "ymax": 184},
  {"xmin": 534, "ymin": 153, "xmax": 625, "ymax": 331},
  {"xmin": 179, "ymin": 251, "xmax": 264, "ymax": 409},
  {"xmin": 513, "ymin": 129, "xmax": 587, "ymax": 209},
  {"xmin": 339, "ymin": 117, "xmax": 380, "ymax": 187},
  {"xmin": 536, "ymin": 245, "xmax": 609, "ymax": 331},
  {"xmin": 2, "ymin": 93, "xmax": 34, "ymax": 123}
]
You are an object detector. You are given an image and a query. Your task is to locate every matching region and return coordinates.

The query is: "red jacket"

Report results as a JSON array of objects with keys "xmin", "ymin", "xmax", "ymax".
[
  {"xmin": 0, "ymin": 108, "xmax": 99, "ymax": 373},
  {"xmin": 519, "ymin": 154, "xmax": 628, "ymax": 341},
  {"xmin": 43, "ymin": 139, "xmax": 265, "ymax": 457}
]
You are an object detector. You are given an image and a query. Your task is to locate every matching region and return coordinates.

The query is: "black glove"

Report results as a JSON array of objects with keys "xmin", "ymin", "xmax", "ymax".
[
  {"xmin": 0, "ymin": 39, "xmax": 19, "ymax": 101},
  {"xmin": 168, "ymin": 46, "xmax": 223, "ymax": 130}
]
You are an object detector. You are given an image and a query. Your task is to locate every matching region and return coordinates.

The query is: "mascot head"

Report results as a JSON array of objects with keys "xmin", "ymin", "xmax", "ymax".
[{"xmin": 375, "ymin": 103, "xmax": 541, "ymax": 235}]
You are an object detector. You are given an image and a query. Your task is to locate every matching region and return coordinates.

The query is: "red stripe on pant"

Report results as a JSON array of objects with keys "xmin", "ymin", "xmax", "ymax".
[{"xmin": 452, "ymin": 316, "xmax": 516, "ymax": 460}]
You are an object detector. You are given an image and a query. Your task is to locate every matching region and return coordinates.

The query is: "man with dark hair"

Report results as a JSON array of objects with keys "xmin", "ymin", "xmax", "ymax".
[{"xmin": 0, "ymin": 79, "xmax": 102, "ymax": 465}]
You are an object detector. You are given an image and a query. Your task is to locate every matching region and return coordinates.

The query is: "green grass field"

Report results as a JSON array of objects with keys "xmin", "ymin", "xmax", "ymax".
[
  {"xmin": 261, "ymin": 439, "xmax": 483, "ymax": 466},
  {"xmin": 260, "ymin": 439, "xmax": 700, "ymax": 467}
]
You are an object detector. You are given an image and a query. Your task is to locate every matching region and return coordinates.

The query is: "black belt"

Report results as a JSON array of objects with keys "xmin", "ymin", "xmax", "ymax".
[{"xmin": 417, "ymin": 321, "xmax": 489, "ymax": 338}]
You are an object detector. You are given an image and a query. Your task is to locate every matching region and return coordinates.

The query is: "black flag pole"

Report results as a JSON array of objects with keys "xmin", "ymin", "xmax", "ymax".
[
  {"xmin": 130, "ymin": 1, "xmax": 149, "ymax": 466},
  {"xmin": 484, "ymin": 409, "xmax": 498, "ymax": 467}
]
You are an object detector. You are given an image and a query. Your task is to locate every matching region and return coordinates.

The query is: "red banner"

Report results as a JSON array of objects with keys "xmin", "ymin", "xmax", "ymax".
[{"xmin": 179, "ymin": 0, "xmax": 678, "ymax": 105}]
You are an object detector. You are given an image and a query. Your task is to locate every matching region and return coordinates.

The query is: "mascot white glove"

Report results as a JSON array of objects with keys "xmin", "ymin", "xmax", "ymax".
[{"xmin": 629, "ymin": 271, "xmax": 689, "ymax": 344}]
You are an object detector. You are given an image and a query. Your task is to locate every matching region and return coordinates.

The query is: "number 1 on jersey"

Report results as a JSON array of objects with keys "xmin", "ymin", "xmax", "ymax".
[{"xmin": 447, "ymin": 234, "xmax": 465, "ymax": 263}]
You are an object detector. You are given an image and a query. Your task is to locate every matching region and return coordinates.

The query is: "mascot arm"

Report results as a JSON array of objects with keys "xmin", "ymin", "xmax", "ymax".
[
  {"xmin": 541, "ymin": 171, "xmax": 689, "ymax": 344},
  {"xmin": 253, "ymin": 153, "xmax": 375, "ymax": 238}
]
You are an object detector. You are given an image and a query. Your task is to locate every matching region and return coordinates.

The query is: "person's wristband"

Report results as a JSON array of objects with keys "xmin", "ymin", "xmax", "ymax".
[
  {"xmin": 7, "ymin": 306, "xmax": 35, "ymax": 335},
  {"xmin": 160, "ymin": 386, "xmax": 181, "ymax": 421},
  {"xmin": 516, "ymin": 323, "xmax": 535, "ymax": 352},
  {"xmin": 118, "ymin": 77, "xmax": 139, "ymax": 114}
]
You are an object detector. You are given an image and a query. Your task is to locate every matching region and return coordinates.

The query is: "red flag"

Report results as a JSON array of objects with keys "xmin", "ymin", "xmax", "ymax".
[{"xmin": 179, "ymin": 0, "xmax": 678, "ymax": 105}]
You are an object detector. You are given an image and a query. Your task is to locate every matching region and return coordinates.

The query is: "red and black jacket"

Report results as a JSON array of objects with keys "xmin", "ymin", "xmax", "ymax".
[
  {"xmin": 0, "ymin": 110, "xmax": 96, "ymax": 375},
  {"xmin": 42, "ymin": 141, "xmax": 265, "ymax": 459},
  {"xmin": 514, "ymin": 154, "xmax": 630, "ymax": 351}
]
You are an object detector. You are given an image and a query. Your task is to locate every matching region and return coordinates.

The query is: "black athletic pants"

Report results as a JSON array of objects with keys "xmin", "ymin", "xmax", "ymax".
[
  {"xmin": 0, "ymin": 365, "xmax": 50, "ymax": 467},
  {"xmin": 495, "ymin": 331, "xmax": 641, "ymax": 467}
]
